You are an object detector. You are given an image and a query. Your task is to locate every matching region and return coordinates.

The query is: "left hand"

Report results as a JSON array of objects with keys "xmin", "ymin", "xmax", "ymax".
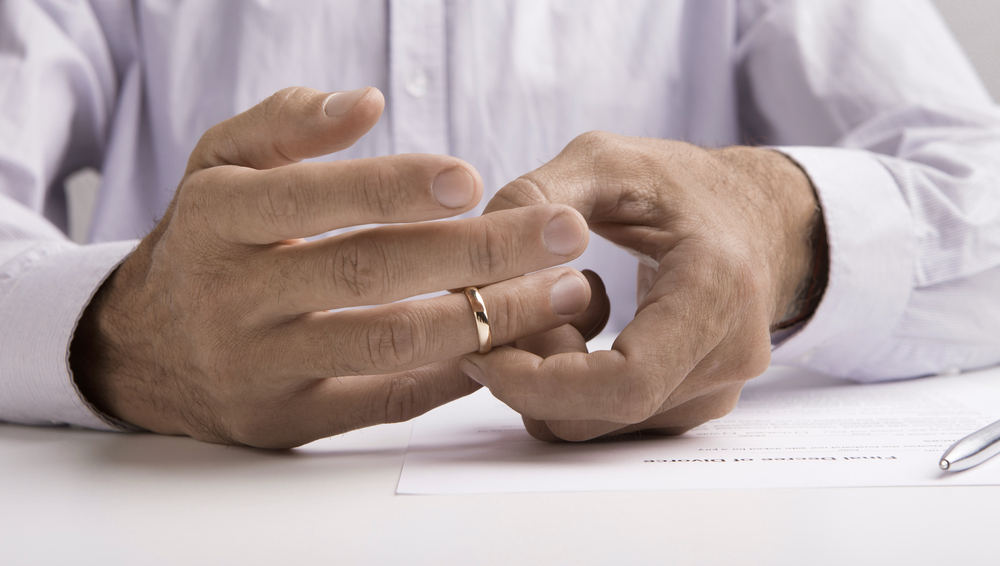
[
  {"xmin": 69, "ymin": 87, "xmax": 594, "ymax": 448},
  {"xmin": 460, "ymin": 132, "xmax": 823, "ymax": 441}
]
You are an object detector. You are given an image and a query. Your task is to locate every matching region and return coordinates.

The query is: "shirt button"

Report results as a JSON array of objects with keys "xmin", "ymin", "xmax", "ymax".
[
  {"xmin": 797, "ymin": 348, "xmax": 817, "ymax": 364},
  {"xmin": 405, "ymin": 69, "xmax": 429, "ymax": 98}
]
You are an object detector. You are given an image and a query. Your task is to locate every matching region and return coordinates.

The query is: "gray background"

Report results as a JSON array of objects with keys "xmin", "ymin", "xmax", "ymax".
[
  {"xmin": 64, "ymin": 0, "xmax": 1000, "ymax": 243},
  {"xmin": 935, "ymin": 0, "xmax": 1000, "ymax": 98}
]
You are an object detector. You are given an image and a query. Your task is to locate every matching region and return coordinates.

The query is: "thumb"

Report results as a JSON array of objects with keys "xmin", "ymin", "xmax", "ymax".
[
  {"xmin": 482, "ymin": 131, "xmax": 617, "ymax": 220},
  {"xmin": 187, "ymin": 86, "xmax": 384, "ymax": 173}
]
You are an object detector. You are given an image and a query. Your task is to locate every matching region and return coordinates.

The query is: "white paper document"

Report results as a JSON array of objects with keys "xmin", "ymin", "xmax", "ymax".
[{"xmin": 398, "ymin": 364, "xmax": 1000, "ymax": 494}]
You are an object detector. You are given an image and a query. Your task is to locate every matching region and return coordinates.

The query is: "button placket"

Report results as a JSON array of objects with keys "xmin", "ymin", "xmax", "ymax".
[{"xmin": 389, "ymin": 0, "xmax": 450, "ymax": 156}]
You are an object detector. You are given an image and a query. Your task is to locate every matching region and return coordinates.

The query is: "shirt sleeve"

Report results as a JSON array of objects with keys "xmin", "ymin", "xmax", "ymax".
[
  {"xmin": 0, "ymin": 0, "xmax": 135, "ymax": 429},
  {"xmin": 737, "ymin": 0, "xmax": 1000, "ymax": 381}
]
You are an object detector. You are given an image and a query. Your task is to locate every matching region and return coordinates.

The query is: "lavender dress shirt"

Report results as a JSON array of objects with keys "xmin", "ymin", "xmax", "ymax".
[{"xmin": 2, "ymin": 0, "xmax": 999, "ymax": 430}]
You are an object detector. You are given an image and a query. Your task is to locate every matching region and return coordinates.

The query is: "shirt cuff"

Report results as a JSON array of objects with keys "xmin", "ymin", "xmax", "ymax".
[
  {"xmin": 768, "ymin": 146, "xmax": 916, "ymax": 379},
  {"xmin": 0, "ymin": 240, "xmax": 137, "ymax": 430}
]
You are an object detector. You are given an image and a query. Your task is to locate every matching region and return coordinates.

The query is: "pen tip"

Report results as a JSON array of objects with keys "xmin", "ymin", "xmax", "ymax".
[{"xmin": 940, "ymin": 459, "xmax": 950, "ymax": 471}]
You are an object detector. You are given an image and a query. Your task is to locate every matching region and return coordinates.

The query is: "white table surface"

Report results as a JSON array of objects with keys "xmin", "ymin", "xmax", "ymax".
[{"xmin": 3, "ymin": 375, "xmax": 999, "ymax": 566}]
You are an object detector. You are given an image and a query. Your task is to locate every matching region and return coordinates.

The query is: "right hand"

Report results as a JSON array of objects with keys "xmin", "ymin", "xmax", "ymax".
[
  {"xmin": 69, "ymin": 86, "xmax": 592, "ymax": 448},
  {"xmin": 463, "ymin": 132, "xmax": 821, "ymax": 442}
]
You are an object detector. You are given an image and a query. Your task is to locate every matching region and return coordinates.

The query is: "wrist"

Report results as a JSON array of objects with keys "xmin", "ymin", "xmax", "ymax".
[
  {"xmin": 69, "ymin": 256, "xmax": 182, "ymax": 435},
  {"xmin": 763, "ymin": 150, "xmax": 828, "ymax": 330},
  {"xmin": 69, "ymin": 266, "xmax": 133, "ymax": 424},
  {"xmin": 773, "ymin": 206, "xmax": 827, "ymax": 330},
  {"xmin": 713, "ymin": 146, "xmax": 827, "ymax": 329}
]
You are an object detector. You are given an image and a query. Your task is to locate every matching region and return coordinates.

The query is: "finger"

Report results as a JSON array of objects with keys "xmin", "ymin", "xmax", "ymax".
[
  {"xmin": 464, "ymin": 299, "xmax": 762, "ymax": 426},
  {"xmin": 619, "ymin": 383, "xmax": 744, "ymax": 436},
  {"xmin": 572, "ymin": 269, "xmax": 609, "ymax": 341},
  {"xmin": 530, "ymin": 418, "xmax": 624, "ymax": 442},
  {"xmin": 639, "ymin": 321, "xmax": 772, "ymax": 415},
  {"xmin": 504, "ymin": 271, "xmax": 607, "ymax": 350},
  {"xmin": 227, "ymin": 359, "xmax": 481, "ymax": 449},
  {"xmin": 483, "ymin": 134, "xmax": 699, "ymax": 264},
  {"xmin": 195, "ymin": 155, "xmax": 483, "ymax": 243},
  {"xmin": 483, "ymin": 132, "xmax": 670, "ymax": 222},
  {"xmin": 188, "ymin": 86, "xmax": 384, "ymax": 173},
  {"xmin": 460, "ymin": 250, "xmax": 769, "ymax": 424},
  {"xmin": 521, "ymin": 416, "xmax": 562, "ymax": 442},
  {"xmin": 270, "ymin": 267, "xmax": 592, "ymax": 378},
  {"xmin": 514, "ymin": 325, "xmax": 595, "ymax": 441},
  {"xmin": 518, "ymin": 341, "xmax": 746, "ymax": 442},
  {"xmin": 460, "ymin": 341, "xmax": 627, "ymax": 423},
  {"xmin": 458, "ymin": 273, "xmax": 719, "ymax": 423},
  {"xmin": 515, "ymin": 323, "xmax": 587, "ymax": 358},
  {"xmin": 541, "ymin": 383, "xmax": 745, "ymax": 442},
  {"xmin": 256, "ymin": 204, "xmax": 588, "ymax": 313},
  {"xmin": 457, "ymin": 306, "xmax": 686, "ymax": 424}
]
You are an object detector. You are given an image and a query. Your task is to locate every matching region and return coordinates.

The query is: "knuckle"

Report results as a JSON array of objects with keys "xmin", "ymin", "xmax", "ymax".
[
  {"xmin": 611, "ymin": 374, "xmax": 665, "ymax": 423},
  {"xmin": 190, "ymin": 124, "xmax": 239, "ymax": 170},
  {"xmin": 378, "ymin": 374, "xmax": 421, "ymax": 423},
  {"xmin": 565, "ymin": 131, "xmax": 638, "ymax": 179},
  {"xmin": 493, "ymin": 176, "xmax": 549, "ymax": 209},
  {"xmin": 257, "ymin": 169, "xmax": 299, "ymax": 235},
  {"xmin": 570, "ymin": 130, "xmax": 612, "ymax": 150},
  {"xmin": 362, "ymin": 311, "xmax": 420, "ymax": 371},
  {"xmin": 467, "ymin": 219, "xmax": 515, "ymax": 279},
  {"xmin": 566, "ymin": 131, "xmax": 620, "ymax": 166},
  {"xmin": 262, "ymin": 87, "xmax": 304, "ymax": 122},
  {"xmin": 327, "ymin": 236, "xmax": 391, "ymax": 301}
]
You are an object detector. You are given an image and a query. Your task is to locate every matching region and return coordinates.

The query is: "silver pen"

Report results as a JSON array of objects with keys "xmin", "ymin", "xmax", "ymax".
[{"xmin": 940, "ymin": 418, "xmax": 1000, "ymax": 471}]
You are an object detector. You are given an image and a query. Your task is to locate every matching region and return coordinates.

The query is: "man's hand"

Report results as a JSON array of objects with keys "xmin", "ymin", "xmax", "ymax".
[
  {"xmin": 461, "ymin": 132, "xmax": 824, "ymax": 441},
  {"xmin": 69, "ymin": 87, "xmax": 593, "ymax": 448}
]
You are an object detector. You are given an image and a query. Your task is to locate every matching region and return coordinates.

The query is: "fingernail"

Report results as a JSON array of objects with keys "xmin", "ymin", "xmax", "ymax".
[
  {"xmin": 543, "ymin": 213, "xmax": 585, "ymax": 256},
  {"xmin": 432, "ymin": 168, "xmax": 475, "ymax": 208},
  {"xmin": 551, "ymin": 274, "xmax": 588, "ymax": 315},
  {"xmin": 324, "ymin": 87, "xmax": 370, "ymax": 117},
  {"xmin": 459, "ymin": 360, "xmax": 486, "ymax": 386}
]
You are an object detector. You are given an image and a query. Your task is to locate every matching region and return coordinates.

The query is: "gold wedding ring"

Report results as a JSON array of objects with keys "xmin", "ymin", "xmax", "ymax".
[{"xmin": 463, "ymin": 286, "xmax": 492, "ymax": 354}]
